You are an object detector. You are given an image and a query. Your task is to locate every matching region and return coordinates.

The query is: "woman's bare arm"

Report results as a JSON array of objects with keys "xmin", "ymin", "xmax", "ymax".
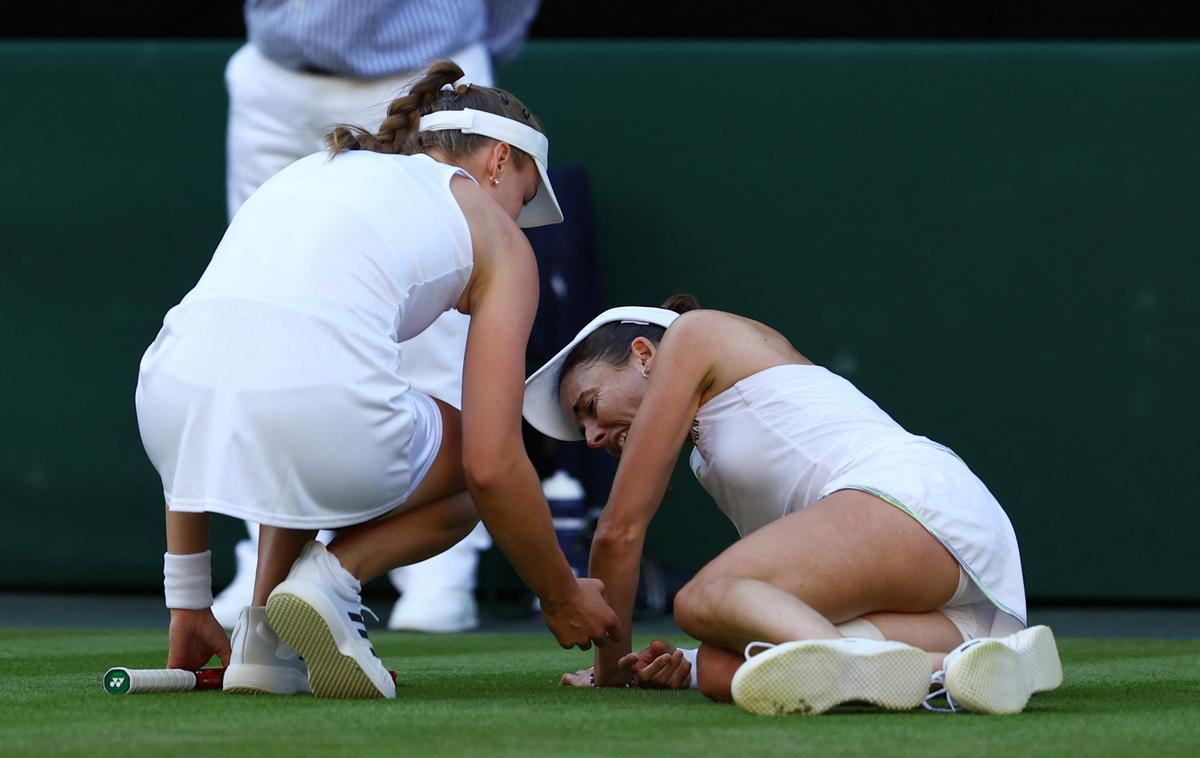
[{"xmin": 588, "ymin": 313, "xmax": 716, "ymax": 684}]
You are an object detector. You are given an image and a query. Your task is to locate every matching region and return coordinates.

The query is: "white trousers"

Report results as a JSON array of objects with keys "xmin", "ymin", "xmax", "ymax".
[{"xmin": 223, "ymin": 41, "xmax": 494, "ymax": 591}]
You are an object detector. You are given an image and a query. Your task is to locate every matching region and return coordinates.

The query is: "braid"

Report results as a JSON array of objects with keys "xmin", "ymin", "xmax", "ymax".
[
  {"xmin": 324, "ymin": 59, "xmax": 545, "ymax": 163},
  {"xmin": 325, "ymin": 60, "xmax": 464, "ymax": 155}
]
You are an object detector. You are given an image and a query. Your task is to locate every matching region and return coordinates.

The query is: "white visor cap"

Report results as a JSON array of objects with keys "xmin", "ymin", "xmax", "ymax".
[
  {"xmin": 523, "ymin": 306, "xmax": 681, "ymax": 441},
  {"xmin": 418, "ymin": 107, "xmax": 563, "ymax": 228}
]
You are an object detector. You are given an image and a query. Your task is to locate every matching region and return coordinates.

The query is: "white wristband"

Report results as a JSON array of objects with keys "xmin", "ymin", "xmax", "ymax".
[
  {"xmin": 679, "ymin": 647, "xmax": 699, "ymax": 689},
  {"xmin": 163, "ymin": 551, "xmax": 213, "ymax": 609}
]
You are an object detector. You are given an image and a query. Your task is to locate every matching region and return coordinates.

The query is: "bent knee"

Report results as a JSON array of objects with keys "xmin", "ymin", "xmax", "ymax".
[{"xmin": 674, "ymin": 574, "xmax": 735, "ymax": 636}]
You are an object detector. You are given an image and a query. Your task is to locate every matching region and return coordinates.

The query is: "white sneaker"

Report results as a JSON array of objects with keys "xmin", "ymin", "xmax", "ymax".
[
  {"xmin": 388, "ymin": 589, "xmax": 479, "ymax": 633},
  {"xmin": 266, "ymin": 541, "xmax": 396, "ymax": 699},
  {"xmin": 211, "ymin": 539, "xmax": 258, "ymax": 629},
  {"xmin": 731, "ymin": 638, "xmax": 931, "ymax": 715},
  {"xmin": 223, "ymin": 606, "xmax": 310, "ymax": 695},
  {"xmin": 930, "ymin": 625, "xmax": 1063, "ymax": 715}
]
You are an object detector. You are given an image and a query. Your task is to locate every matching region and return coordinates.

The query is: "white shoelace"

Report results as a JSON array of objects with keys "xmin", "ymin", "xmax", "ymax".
[
  {"xmin": 743, "ymin": 641, "xmax": 775, "ymax": 659},
  {"xmin": 922, "ymin": 669, "xmax": 962, "ymax": 713}
]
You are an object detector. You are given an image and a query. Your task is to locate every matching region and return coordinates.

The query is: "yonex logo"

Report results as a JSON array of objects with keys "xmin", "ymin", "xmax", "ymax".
[{"xmin": 104, "ymin": 669, "xmax": 131, "ymax": 694}]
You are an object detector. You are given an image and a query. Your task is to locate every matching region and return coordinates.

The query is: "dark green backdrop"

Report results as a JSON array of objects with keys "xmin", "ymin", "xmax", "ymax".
[{"xmin": 2, "ymin": 41, "xmax": 1197, "ymax": 601}]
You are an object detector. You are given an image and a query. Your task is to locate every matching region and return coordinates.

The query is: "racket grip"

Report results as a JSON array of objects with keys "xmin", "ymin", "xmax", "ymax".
[{"xmin": 103, "ymin": 667, "xmax": 225, "ymax": 694}]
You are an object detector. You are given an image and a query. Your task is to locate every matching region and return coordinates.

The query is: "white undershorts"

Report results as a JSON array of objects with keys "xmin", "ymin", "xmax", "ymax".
[{"xmin": 937, "ymin": 567, "xmax": 1024, "ymax": 641}]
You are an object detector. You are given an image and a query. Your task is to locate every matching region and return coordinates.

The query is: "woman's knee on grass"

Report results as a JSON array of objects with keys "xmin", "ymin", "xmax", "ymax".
[{"xmin": 673, "ymin": 574, "xmax": 740, "ymax": 640}]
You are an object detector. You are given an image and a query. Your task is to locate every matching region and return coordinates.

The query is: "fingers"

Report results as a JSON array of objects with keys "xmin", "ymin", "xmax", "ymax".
[
  {"xmin": 649, "ymin": 639, "xmax": 676, "ymax": 656},
  {"xmin": 668, "ymin": 657, "xmax": 692, "ymax": 689},
  {"xmin": 634, "ymin": 650, "xmax": 689, "ymax": 689},
  {"xmin": 560, "ymin": 669, "xmax": 593, "ymax": 687},
  {"xmin": 217, "ymin": 638, "xmax": 232, "ymax": 668},
  {"xmin": 618, "ymin": 652, "xmax": 640, "ymax": 670},
  {"xmin": 604, "ymin": 617, "xmax": 621, "ymax": 643}
]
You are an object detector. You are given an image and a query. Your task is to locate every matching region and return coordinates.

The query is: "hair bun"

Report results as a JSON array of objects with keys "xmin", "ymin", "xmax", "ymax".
[{"xmin": 661, "ymin": 294, "xmax": 700, "ymax": 314}]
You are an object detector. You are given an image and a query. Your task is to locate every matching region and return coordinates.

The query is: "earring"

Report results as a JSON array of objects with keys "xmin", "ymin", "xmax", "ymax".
[
  {"xmin": 490, "ymin": 175, "xmax": 499, "ymax": 186},
  {"xmin": 640, "ymin": 365, "xmax": 649, "ymax": 378}
]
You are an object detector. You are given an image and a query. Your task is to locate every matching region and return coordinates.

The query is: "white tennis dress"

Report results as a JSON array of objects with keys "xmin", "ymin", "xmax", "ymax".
[
  {"xmin": 135, "ymin": 151, "xmax": 474, "ymax": 528},
  {"xmin": 689, "ymin": 364, "xmax": 1027, "ymax": 632}
]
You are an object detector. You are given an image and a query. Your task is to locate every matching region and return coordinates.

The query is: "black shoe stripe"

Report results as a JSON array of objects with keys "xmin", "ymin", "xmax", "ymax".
[
  {"xmin": 358, "ymin": 629, "xmax": 369, "ymax": 638},
  {"xmin": 348, "ymin": 612, "xmax": 364, "ymax": 623}
]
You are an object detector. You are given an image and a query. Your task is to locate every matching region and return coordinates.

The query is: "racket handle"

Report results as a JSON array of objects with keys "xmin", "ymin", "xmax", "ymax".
[{"xmin": 103, "ymin": 667, "xmax": 225, "ymax": 694}]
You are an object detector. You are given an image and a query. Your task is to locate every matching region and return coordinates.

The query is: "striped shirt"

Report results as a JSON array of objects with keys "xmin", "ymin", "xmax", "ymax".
[{"xmin": 245, "ymin": 0, "xmax": 541, "ymax": 79}]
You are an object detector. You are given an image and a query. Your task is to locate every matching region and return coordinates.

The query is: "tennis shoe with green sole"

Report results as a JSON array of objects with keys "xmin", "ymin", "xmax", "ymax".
[
  {"xmin": 224, "ymin": 605, "xmax": 310, "ymax": 695},
  {"xmin": 267, "ymin": 541, "xmax": 395, "ymax": 699}
]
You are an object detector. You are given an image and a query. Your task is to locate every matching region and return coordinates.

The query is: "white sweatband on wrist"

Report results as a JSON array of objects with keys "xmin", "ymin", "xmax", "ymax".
[
  {"xmin": 679, "ymin": 647, "xmax": 699, "ymax": 689},
  {"xmin": 163, "ymin": 551, "xmax": 213, "ymax": 609}
]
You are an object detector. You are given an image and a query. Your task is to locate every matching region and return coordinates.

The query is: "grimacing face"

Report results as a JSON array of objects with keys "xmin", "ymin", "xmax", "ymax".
[{"xmin": 558, "ymin": 356, "xmax": 650, "ymax": 458}]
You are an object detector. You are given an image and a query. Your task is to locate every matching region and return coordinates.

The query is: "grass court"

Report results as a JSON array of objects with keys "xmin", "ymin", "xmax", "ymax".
[{"xmin": 3, "ymin": 627, "xmax": 1198, "ymax": 756}]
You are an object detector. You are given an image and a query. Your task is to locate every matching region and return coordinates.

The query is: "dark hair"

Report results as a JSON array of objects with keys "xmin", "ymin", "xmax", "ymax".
[
  {"xmin": 558, "ymin": 294, "xmax": 700, "ymax": 385},
  {"xmin": 324, "ymin": 59, "xmax": 543, "ymax": 168}
]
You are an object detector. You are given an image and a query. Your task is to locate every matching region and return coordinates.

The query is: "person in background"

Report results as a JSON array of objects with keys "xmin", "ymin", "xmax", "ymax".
[{"xmin": 213, "ymin": 0, "xmax": 542, "ymax": 633}]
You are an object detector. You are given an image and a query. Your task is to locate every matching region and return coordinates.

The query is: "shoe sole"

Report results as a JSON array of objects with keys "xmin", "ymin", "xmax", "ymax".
[
  {"xmin": 223, "ymin": 663, "xmax": 310, "ymax": 696},
  {"xmin": 945, "ymin": 626, "xmax": 1061, "ymax": 714},
  {"xmin": 266, "ymin": 592, "xmax": 391, "ymax": 699},
  {"xmin": 1018, "ymin": 625, "xmax": 1064, "ymax": 694},
  {"xmin": 731, "ymin": 639, "xmax": 931, "ymax": 715}
]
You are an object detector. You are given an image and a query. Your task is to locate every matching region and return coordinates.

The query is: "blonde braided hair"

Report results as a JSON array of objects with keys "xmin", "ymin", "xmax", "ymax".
[{"xmin": 325, "ymin": 59, "xmax": 544, "ymax": 168}]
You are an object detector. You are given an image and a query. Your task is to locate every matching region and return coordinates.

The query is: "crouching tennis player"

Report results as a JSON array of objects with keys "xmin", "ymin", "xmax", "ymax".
[
  {"xmin": 135, "ymin": 61, "xmax": 617, "ymax": 700},
  {"xmin": 523, "ymin": 296, "xmax": 1061, "ymax": 715}
]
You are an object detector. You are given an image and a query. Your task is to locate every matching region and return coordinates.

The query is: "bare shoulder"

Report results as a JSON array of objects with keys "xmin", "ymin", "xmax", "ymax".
[
  {"xmin": 449, "ymin": 175, "xmax": 505, "ymax": 239},
  {"xmin": 662, "ymin": 309, "xmax": 746, "ymax": 347},
  {"xmin": 666, "ymin": 310, "xmax": 808, "ymax": 401}
]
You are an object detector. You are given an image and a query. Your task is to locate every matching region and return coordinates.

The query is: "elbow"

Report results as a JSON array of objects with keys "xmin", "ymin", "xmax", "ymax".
[
  {"xmin": 462, "ymin": 451, "xmax": 516, "ymax": 498},
  {"xmin": 590, "ymin": 521, "xmax": 645, "ymax": 557}
]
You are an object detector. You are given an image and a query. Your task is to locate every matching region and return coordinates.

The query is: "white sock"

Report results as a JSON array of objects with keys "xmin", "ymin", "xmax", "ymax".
[{"xmin": 679, "ymin": 647, "xmax": 699, "ymax": 689}]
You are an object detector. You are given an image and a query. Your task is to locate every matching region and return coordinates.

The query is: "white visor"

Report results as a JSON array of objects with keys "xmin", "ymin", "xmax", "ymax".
[
  {"xmin": 523, "ymin": 306, "xmax": 681, "ymax": 441},
  {"xmin": 418, "ymin": 107, "xmax": 563, "ymax": 228}
]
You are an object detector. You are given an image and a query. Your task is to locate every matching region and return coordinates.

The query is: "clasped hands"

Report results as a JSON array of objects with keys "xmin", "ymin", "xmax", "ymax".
[{"xmin": 560, "ymin": 639, "xmax": 692, "ymax": 689}]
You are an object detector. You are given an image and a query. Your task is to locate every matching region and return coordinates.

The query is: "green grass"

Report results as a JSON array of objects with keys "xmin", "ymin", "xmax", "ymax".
[{"xmin": 1, "ymin": 629, "xmax": 1198, "ymax": 756}]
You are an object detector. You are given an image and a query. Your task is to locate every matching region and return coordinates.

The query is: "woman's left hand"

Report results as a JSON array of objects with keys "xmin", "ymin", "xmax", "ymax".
[
  {"xmin": 618, "ymin": 639, "xmax": 692, "ymax": 689},
  {"xmin": 560, "ymin": 668, "xmax": 595, "ymax": 687}
]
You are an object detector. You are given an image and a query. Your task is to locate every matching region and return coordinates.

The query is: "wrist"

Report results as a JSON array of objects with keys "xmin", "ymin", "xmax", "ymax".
[
  {"xmin": 536, "ymin": 568, "xmax": 580, "ymax": 610},
  {"xmin": 163, "ymin": 550, "xmax": 213, "ymax": 610},
  {"xmin": 589, "ymin": 669, "xmax": 634, "ymax": 688}
]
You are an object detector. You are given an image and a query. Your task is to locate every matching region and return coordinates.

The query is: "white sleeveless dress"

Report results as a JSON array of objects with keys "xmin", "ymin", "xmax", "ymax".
[
  {"xmin": 689, "ymin": 364, "xmax": 1027, "ymax": 631},
  {"xmin": 135, "ymin": 152, "xmax": 475, "ymax": 528}
]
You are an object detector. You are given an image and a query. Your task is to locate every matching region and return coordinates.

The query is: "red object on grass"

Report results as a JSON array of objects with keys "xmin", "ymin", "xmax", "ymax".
[{"xmin": 192, "ymin": 666, "xmax": 396, "ymax": 689}]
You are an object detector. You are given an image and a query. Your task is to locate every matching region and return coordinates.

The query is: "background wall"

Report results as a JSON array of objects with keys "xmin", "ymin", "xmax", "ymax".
[{"xmin": 2, "ymin": 40, "xmax": 1197, "ymax": 601}]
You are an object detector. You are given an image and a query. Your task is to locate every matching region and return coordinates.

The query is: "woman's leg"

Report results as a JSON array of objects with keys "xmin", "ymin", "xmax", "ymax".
[
  {"xmin": 674, "ymin": 489, "xmax": 962, "ymax": 700},
  {"xmin": 254, "ymin": 398, "xmax": 471, "ymax": 601},
  {"xmin": 330, "ymin": 491, "xmax": 477, "ymax": 583},
  {"xmin": 674, "ymin": 489, "xmax": 959, "ymax": 648},
  {"xmin": 327, "ymin": 398, "xmax": 471, "ymax": 583},
  {"xmin": 253, "ymin": 527, "xmax": 318, "ymax": 606}
]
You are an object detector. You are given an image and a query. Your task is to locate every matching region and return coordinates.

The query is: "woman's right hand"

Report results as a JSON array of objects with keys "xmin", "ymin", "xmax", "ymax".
[
  {"xmin": 540, "ymin": 577, "xmax": 620, "ymax": 650},
  {"xmin": 619, "ymin": 639, "xmax": 693, "ymax": 689}
]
